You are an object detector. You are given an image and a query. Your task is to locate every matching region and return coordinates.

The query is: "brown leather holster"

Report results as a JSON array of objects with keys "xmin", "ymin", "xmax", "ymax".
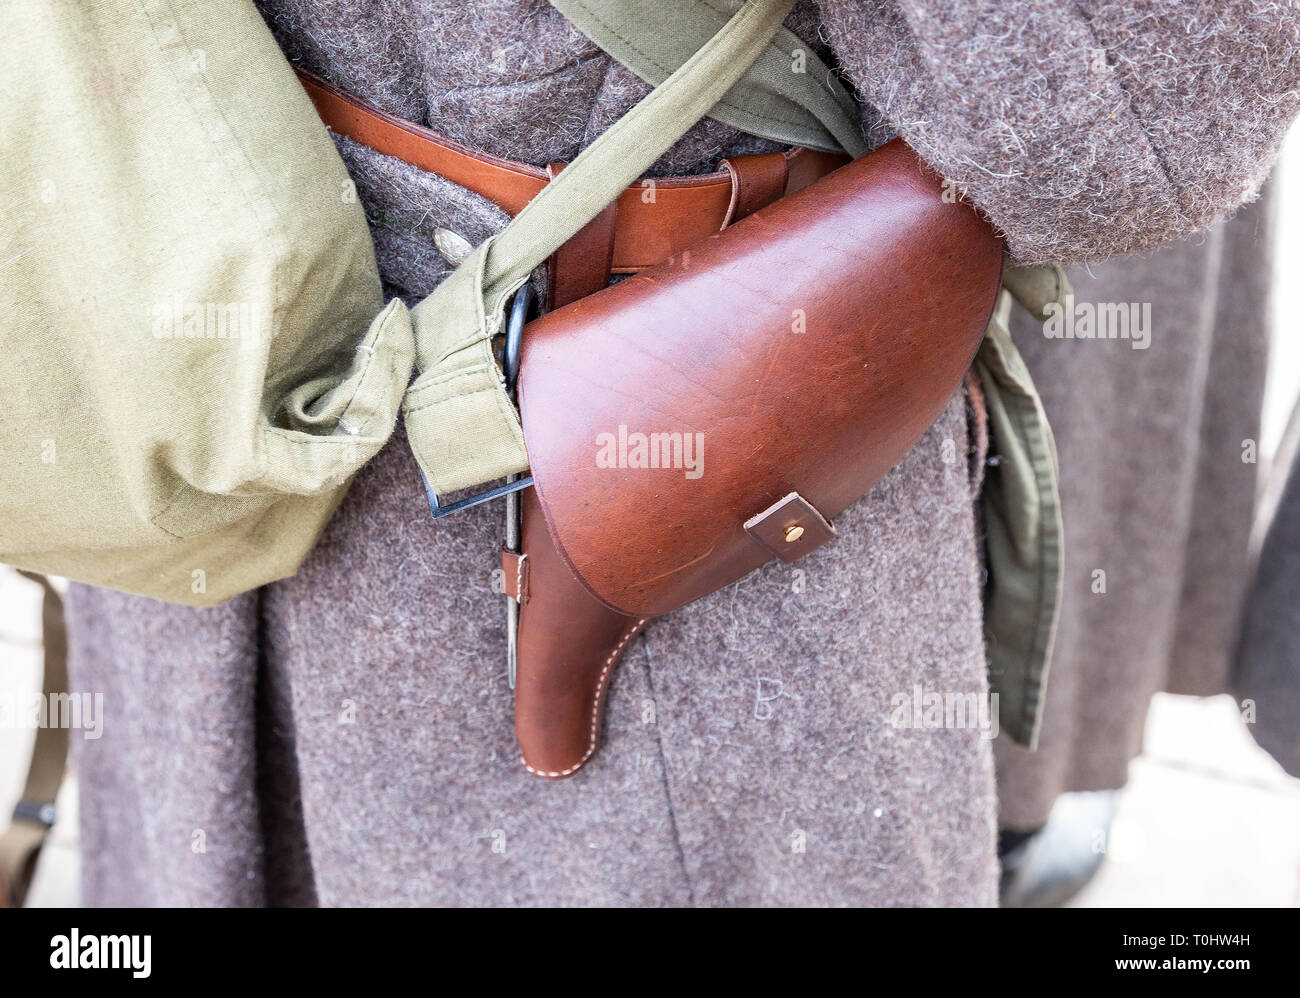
[{"xmin": 506, "ymin": 139, "xmax": 1004, "ymax": 777}]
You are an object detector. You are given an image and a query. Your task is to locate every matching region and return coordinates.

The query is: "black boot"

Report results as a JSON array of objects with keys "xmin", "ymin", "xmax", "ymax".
[{"xmin": 999, "ymin": 790, "xmax": 1117, "ymax": 907}]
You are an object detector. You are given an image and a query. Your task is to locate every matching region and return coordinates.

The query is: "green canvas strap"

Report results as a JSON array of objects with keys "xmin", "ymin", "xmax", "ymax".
[
  {"xmin": 0, "ymin": 573, "xmax": 69, "ymax": 908},
  {"xmin": 976, "ymin": 269, "xmax": 1069, "ymax": 747},
  {"xmin": 403, "ymin": 0, "xmax": 803, "ymax": 495},
  {"xmin": 550, "ymin": 0, "xmax": 868, "ymax": 157}
]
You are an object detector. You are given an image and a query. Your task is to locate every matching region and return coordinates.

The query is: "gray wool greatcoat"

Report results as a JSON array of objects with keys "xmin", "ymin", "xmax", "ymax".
[{"xmin": 64, "ymin": 0, "xmax": 1300, "ymax": 905}]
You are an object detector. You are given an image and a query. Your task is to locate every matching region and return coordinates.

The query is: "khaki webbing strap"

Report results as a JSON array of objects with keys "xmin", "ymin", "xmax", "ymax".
[
  {"xmin": 550, "ymin": 0, "xmax": 869, "ymax": 157},
  {"xmin": 0, "ymin": 572, "xmax": 69, "ymax": 908},
  {"xmin": 403, "ymin": 0, "xmax": 802, "ymax": 495},
  {"xmin": 975, "ymin": 285, "xmax": 1066, "ymax": 747}
]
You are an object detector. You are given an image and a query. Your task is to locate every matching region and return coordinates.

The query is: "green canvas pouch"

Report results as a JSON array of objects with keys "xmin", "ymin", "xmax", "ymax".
[{"xmin": 1, "ymin": 0, "xmax": 416, "ymax": 605}]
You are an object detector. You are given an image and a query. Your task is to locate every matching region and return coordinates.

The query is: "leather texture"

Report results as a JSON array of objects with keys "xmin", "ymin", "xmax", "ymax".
[
  {"xmin": 295, "ymin": 67, "xmax": 846, "ymax": 273},
  {"xmin": 294, "ymin": 71, "xmax": 1002, "ymax": 778},
  {"xmin": 518, "ymin": 139, "xmax": 1005, "ymax": 619},
  {"xmin": 511, "ymin": 140, "xmax": 1003, "ymax": 777}
]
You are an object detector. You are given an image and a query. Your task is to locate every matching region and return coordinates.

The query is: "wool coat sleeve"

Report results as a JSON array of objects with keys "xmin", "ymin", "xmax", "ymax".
[{"xmin": 818, "ymin": 0, "xmax": 1300, "ymax": 264}]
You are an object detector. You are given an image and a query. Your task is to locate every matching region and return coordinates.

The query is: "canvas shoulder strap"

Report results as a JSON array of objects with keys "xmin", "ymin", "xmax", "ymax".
[
  {"xmin": 550, "ymin": 0, "xmax": 868, "ymax": 157},
  {"xmin": 975, "ymin": 264, "xmax": 1072, "ymax": 746}
]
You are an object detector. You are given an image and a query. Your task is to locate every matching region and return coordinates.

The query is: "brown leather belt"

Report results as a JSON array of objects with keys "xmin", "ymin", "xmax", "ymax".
[{"xmin": 294, "ymin": 67, "xmax": 847, "ymax": 280}]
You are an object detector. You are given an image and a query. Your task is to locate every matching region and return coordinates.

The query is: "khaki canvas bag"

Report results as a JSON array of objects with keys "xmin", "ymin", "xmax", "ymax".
[{"xmin": 1, "ymin": 0, "xmax": 416, "ymax": 606}]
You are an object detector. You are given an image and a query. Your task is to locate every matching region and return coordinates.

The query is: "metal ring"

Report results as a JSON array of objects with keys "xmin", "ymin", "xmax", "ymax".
[{"xmin": 504, "ymin": 283, "xmax": 534, "ymax": 397}]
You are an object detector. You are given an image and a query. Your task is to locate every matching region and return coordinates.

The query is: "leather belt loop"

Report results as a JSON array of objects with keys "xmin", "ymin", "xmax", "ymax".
[
  {"xmin": 720, "ymin": 151, "xmax": 791, "ymax": 226},
  {"xmin": 545, "ymin": 163, "xmax": 619, "ymax": 310},
  {"xmin": 502, "ymin": 547, "xmax": 530, "ymax": 604}
]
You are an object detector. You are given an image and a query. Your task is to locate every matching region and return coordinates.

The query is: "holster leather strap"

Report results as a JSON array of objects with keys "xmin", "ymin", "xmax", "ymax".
[
  {"xmin": 721, "ymin": 151, "xmax": 789, "ymax": 225},
  {"xmin": 501, "ymin": 548, "xmax": 530, "ymax": 605},
  {"xmin": 512, "ymin": 139, "xmax": 1005, "ymax": 776}
]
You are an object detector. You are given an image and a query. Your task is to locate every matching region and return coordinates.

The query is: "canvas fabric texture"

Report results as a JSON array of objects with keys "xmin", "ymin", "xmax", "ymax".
[
  {"xmin": 1, "ymin": 0, "xmax": 823, "ymax": 600},
  {"xmin": 975, "ymin": 289, "xmax": 1064, "ymax": 748},
  {"xmin": 549, "ymin": 0, "xmax": 868, "ymax": 156}
]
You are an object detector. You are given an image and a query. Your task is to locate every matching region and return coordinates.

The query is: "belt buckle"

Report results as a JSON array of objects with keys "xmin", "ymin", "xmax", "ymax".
[{"xmin": 417, "ymin": 284, "xmax": 535, "ymax": 519}]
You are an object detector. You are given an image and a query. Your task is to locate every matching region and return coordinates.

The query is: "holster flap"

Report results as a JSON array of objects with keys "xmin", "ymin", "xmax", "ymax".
[{"xmin": 517, "ymin": 140, "xmax": 1004, "ymax": 618}]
